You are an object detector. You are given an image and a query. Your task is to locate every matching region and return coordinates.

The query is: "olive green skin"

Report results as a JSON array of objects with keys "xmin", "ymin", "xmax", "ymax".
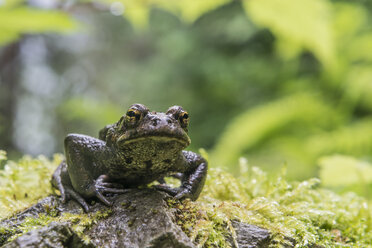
[{"xmin": 52, "ymin": 104, "xmax": 208, "ymax": 211}]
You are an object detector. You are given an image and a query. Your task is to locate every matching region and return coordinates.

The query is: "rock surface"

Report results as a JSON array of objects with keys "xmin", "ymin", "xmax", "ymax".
[
  {"xmin": 3, "ymin": 222, "xmax": 91, "ymax": 248},
  {"xmin": 227, "ymin": 220, "xmax": 271, "ymax": 248},
  {"xmin": 0, "ymin": 189, "xmax": 273, "ymax": 247}
]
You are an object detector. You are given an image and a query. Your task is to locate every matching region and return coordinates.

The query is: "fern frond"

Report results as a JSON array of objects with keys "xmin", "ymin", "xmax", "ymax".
[
  {"xmin": 211, "ymin": 92, "xmax": 342, "ymax": 168},
  {"xmin": 304, "ymin": 118, "xmax": 372, "ymax": 158},
  {"xmin": 238, "ymin": 118, "xmax": 372, "ymax": 179},
  {"xmin": 341, "ymin": 65, "xmax": 372, "ymax": 112}
]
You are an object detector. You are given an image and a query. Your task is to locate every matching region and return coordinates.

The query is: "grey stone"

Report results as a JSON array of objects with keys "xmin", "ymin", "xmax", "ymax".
[
  {"xmin": 84, "ymin": 189, "xmax": 195, "ymax": 248},
  {"xmin": 227, "ymin": 220, "xmax": 271, "ymax": 248},
  {"xmin": 3, "ymin": 222, "xmax": 91, "ymax": 248}
]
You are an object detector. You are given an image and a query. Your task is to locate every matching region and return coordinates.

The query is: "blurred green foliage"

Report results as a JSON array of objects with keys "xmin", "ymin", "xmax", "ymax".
[
  {"xmin": 319, "ymin": 155, "xmax": 372, "ymax": 199},
  {"xmin": 245, "ymin": 0, "xmax": 336, "ymax": 68},
  {"xmin": 320, "ymin": 155, "xmax": 372, "ymax": 187},
  {"xmin": 0, "ymin": 0, "xmax": 77, "ymax": 45},
  {"xmin": 1, "ymin": 0, "xmax": 372, "ymax": 200},
  {"xmin": 103, "ymin": 0, "xmax": 232, "ymax": 27}
]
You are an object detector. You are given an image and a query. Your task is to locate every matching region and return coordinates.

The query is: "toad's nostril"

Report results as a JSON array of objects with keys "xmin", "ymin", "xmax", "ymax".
[{"xmin": 152, "ymin": 119, "xmax": 159, "ymax": 126}]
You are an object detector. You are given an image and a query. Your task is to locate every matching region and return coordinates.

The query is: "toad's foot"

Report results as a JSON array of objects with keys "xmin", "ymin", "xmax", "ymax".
[
  {"xmin": 52, "ymin": 161, "xmax": 91, "ymax": 212},
  {"xmin": 64, "ymin": 187, "xmax": 91, "ymax": 212},
  {"xmin": 153, "ymin": 184, "xmax": 192, "ymax": 200},
  {"xmin": 92, "ymin": 175, "xmax": 130, "ymax": 206}
]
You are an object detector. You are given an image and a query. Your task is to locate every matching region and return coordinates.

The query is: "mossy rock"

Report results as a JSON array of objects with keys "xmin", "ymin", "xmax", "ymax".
[
  {"xmin": 1, "ymin": 152, "xmax": 372, "ymax": 247},
  {"xmin": 0, "ymin": 190, "xmax": 272, "ymax": 248}
]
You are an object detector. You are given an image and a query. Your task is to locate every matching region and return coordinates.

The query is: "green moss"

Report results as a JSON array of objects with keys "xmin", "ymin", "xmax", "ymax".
[
  {"xmin": 0, "ymin": 225, "xmax": 16, "ymax": 244},
  {"xmin": 167, "ymin": 198, "xmax": 234, "ymax": 247},
  {"xmin": 1, "ymin": 150, "xmax": 372, "ymax": 247},
  {"xmin": 0, "ymin": 151, "xmax": 62, "ymax": 219},
  {"xmin": 167, "ymin": 160, "xmax": 372, "ymax": 247},
  {"xmin": 0, "ymin": 151, "xmax": 113, "ymax": 244},
  {"xmin": 5, "ymin": 209, "xmax": 112, "ymax": 243}
]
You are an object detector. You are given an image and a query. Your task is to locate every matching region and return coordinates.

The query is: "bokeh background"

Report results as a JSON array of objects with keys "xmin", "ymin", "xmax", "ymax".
[{"xmin": 2, "ymin": 0, "xmax": 372, "ymax": 199}]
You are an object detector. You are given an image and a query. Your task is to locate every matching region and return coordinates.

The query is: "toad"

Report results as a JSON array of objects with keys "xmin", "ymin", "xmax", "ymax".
[{"xmin": 52, "ymin": 104, "xmax": 208, "ymax": 211}]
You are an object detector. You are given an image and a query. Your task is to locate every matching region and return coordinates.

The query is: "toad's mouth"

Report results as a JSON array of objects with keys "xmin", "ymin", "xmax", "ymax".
[{"xmin": 117, "ymin": 133, "xmax": 191, "ymax": 147}]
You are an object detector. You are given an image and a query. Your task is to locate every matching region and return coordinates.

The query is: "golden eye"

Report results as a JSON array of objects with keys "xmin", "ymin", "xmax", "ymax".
[
  {"xmin": 179, "ymin": 111, "xmax": 189, "ymax": 127},
  {"xmin": 127, "ymin": 110, "xmax": 136, "ymax": 117},
  {"xmin": 126, "ymin": 109, "xmax": 141, "ymax": 122}
]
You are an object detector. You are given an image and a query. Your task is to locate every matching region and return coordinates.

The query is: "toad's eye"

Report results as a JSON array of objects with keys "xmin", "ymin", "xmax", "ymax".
[
  {"xmin": 166, "ymin": 106, "xmax": 189, "ymax": 130},
  {"xmin": 127, "ymin": 110, "xmax": 136, "ymax": 117},
  {"xmin": 178, "ymin": 111, "xmax": 189, "ymax": 128},
  {"xmin": 126, "ymin": 109, "xmax": 141, "ymax": 122}
]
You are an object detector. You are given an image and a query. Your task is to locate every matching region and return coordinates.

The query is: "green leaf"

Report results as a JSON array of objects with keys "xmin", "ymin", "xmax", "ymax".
[
  {"xmin": 104, "ymin": 0, "xmax": 232, "ymax": 28},
  {"xmin": 341, "ymin": 65, "xmax": 372, "ymax": 111},
  {"xmin": 171, "ymin": 0, "xmax": 232, "ymax": 23},
  {"xmin": 2, "ymin": 0, "xmax": 24, "ymax": 8},
  {"xmin": 211, "ymin": 92, "xmax": 341, "ymax": 168},
  {"xmin": 304, "ymin": 118, "xmax": 372, "ymax": 158},
  {"xmin": 0, "ymin": 7, "xmax": 78, "ymax": 45},
  {"xmin": 319, "ymin": 155, "xmax": 372, "ymax": 186},
  {"xmin": 243, "ymin": 0, "xmax": 335, "ymax": 67}
]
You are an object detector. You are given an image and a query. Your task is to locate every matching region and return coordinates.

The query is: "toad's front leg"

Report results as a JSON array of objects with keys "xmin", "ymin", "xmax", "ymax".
[
  {"xmin": 61, "ymin": 134, "xmax": 128, "ymax": 211},
  {"xmin": 155, "ymin": 151, "xmax": 208, "ymax": 201}
]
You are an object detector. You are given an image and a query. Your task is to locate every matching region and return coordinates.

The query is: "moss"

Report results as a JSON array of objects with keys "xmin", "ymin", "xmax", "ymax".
[
  {"xmin": 5, "ymin": 209, "xmax": 112, "ymax": 244},
  {"xmin": 0, "ymin": 151, "xmax": 63, "ymax": 219},
  {"xmin": 0, "ymin": 225, "xmax": 16, "ymax": 244},
  {"xmin": 167, "ymin": 198, "xmax": 234, "ymax": 247},
  {"xmin": 165, "ymin": 158, "xmax": 372, "ymax": 247},
  {"xmin": 1, "ymin": 150, "xmax": 372, "ymax": 247},
  {"xmin": 0, "ymin": 150, "xmax": 112, "ymax": 244}
]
